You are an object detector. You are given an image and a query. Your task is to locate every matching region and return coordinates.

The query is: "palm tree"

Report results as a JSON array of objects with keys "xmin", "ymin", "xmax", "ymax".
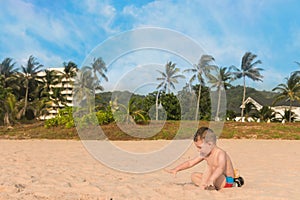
[
  {"xmin": 0, "ymin": 75, "xmax": 18, "ymax": 126},
  {"xmin": 60, "ymin": 61, "xmax": 78, "ymax": 86},
  {"xmin": 38, "ymin": 69, "xmax": 59, "ymax": 98},
  {"xmin": 157, "ymin": 61, "xmax": 185, "ymax": 93},
  {"xmin": 91, "ymin": 57, "xmax": 108, "ymax": 91},
  {"xmin": 58, "ymin": 61, "xmax": 78, "ymax": 106},
  {"xmin": 73, "ymin": 67, "xmax": 95, "ymax": 112},
  {"xmin": 110, "ymin": 97, "xmax": 146, "ymax": 124},
  {"xmin": 50, "ymin": 87, "xmax": 67, "ymax": 110},
  {"xmin": 19, "ymin": 55, "xmax": 43, "ymax": 118},
  {"xmin": 231, "ymin": 52, "xmax": 263, "ymax": 118},
  {"xmin": 184, "ymin": 55, "xmax": 216, "ymax": 120},
  {"xmin": 279, "ymin": 109, "xmax": 297, "ymax": 122},
  {"xmin": 208, "ymin": 66, "xmax": 233, "ymax": 121},
  {"xmin": 272, "ymin": 73, "xmax": 300, "ymax": 122},
  {"xmin": 81, "ymin": 57, "xmax": 108, "ymax": 92},
  {"xmin": 156, "ymin": 61, "xmax": 185, "ymax": 120},
  {"xmin": 0, "ymin": 57, "xmax": 18, "ymax": 88},
  {"xmin": 253, "ymin": 106, "xmax": 276, "ymax": 122},
  {"xmin": 3, "ymin": 93, "xmax": 18, "ymax": 126}
]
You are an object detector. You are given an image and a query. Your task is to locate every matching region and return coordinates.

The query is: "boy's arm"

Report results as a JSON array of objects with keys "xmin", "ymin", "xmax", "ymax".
[
  {"xmin": 165, "ymin": 156, "xmax": 203, "ymax": 176},
  {"xmin": 207, "ymin": 151, "xmax": 226, "ymax": 186}
]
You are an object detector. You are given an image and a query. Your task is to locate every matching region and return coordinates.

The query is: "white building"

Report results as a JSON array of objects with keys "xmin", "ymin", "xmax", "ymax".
[
  {"xmin": 37, "ymin": 68, "xmax": 75, "ymax": 120},
  {"xmin": 238, "ymin": 96, "xmax": 300, "ymax": 122}
]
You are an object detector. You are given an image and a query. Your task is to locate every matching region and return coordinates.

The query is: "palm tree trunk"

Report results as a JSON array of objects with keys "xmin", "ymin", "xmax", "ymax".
[
  {"xmin": 289, "ymin": 101, "xmax": 292, "ymax": 123},
  {"xmin": 195, "ymin": 84, "xmax": 202, "ymax": 120},
  {"xmin": 4, "ymin": 112, "xmax": 10, "ymax": 126},
  {"xmin": 23, "ymin": 82, "xmax": 29, "ymax": 117},
  {"xmin": 155, "ymin": 91, "xmax": 159, "ymax": 120},
  {"xmin": 241, "ymin": 76, "xmax": 246, "ymax": 118},
  {"xmin": 215, "ymin": 86, "xmax": 221, "ymax": 121}
]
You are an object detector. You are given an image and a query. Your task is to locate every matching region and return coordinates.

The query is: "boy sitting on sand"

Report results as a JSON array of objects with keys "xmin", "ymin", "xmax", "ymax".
[{"xmin": 165, "ymin": 127, "xmax": 244, "ymax": 190}]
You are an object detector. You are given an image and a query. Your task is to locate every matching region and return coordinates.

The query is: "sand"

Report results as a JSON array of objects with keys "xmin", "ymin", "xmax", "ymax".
[{"xmin": 0, "ymin": 139, "xmax": 299, "ymax": 200}]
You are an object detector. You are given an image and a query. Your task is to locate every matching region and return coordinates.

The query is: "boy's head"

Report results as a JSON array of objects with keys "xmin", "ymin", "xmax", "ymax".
[
  {"xmin": 193, "ymin": 127, "xmax": 217, "ymax": 144},
  {"xmin": 193, "ymin": 127, "xmax": 217, "ymax": 157}
]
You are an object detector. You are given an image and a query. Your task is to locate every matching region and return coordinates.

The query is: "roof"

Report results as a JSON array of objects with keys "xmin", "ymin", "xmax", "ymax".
[{"xmin": 243, "ymin": 96, "xmax": 300, "ymax": 108}]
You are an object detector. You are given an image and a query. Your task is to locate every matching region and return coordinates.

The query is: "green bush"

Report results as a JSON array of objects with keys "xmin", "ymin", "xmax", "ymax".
[
  {"xmin": 44, "ymin": 117, "xmax": 59, "ymax": 128},
  {"xmin": 45, "ymin": 107, "xmax": 74, "ymax": 128},
  {"xmin": 45, "ymin": 107, "xmax": 115, "ymax": 128},
  {"xmin": 96, "ymin": 110, "xmax": 114, "ymax": 125}
]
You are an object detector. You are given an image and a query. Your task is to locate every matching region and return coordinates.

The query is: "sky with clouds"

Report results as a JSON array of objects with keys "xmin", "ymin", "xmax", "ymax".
[{"xmin": 1, "ymin": 0, "xmax": 300, "ymax": 92}]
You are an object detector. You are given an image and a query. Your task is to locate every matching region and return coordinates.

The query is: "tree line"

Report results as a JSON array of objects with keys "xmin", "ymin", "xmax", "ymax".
[{"xmin": 1, "ymin": 52, "xmax": 300, "ymax": 127}]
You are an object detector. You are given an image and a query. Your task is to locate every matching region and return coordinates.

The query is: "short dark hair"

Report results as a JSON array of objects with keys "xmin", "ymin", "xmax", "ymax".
[{"xmin": 193, "ymin": 127, "xmax": 216, "ymax": 144}]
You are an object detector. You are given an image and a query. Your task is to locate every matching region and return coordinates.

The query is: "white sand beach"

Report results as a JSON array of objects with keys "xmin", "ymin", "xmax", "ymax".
[{"xmin": 0, "ymin": 139, "xmax": 299, "ymax": 200}]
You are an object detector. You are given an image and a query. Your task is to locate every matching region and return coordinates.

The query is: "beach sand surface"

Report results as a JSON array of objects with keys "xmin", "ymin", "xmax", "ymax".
[{"xmin": 0, "ymin": 139, "xmax": 299, "ymax": 200}]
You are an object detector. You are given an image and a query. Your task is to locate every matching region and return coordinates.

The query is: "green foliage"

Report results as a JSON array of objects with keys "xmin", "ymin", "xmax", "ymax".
[
  {"xmin": 143, "ymin": 91, "xmax": 181, "ymax": 120},
  {"xmin": 44, "ymin": 117, "xmax": 59, "ymax": 128},
  {"xmin": 96, "ymin": 109, "xmax": 114, "ymax": 125},
  {"xmin": 252, "ymin": 106, "xmax": 276, "ymax": 122},
  {"xmin": 177, "ymin": 84, "xmax": 197, "ymax": 120},
  {"xmin": 1, "ymin": 53, "xmax": 300, "ymax": 126},
  {"xmin": 45, "ymin": 107, "xmax": 74, "ymax": 128},
  {"xmin": 45, "ymin": 107, "xmax": 116, "ymax": 129},
  {"xmin": 160, "ymin": 92, "xmax": 181, "ymax": 120},
  {"xmin": 75, "ymin": 112, "xmax": 98, "ymax": 128},
  {"xmin": 226, "ymin": 110, "xmax": 237, "ymax": 121},
  {"xmin": 280, "ymin": 109, "xmax": 297, "ymax": 122},
  {"xmin": 192, "ymin": 85, "xmax": 211, "ymax": 120}
]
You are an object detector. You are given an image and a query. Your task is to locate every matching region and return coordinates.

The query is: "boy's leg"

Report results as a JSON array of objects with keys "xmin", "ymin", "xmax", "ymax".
[
  {"xmin": 214, "ymin": 174, "xmax": 226, "ymax": 190},
  {"xmin": 191, "ymin": 172, "xmax": 203, "ymax": 186}
]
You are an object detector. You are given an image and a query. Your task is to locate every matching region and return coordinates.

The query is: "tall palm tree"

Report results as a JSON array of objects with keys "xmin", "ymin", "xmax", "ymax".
[
  {"xmin": 73, "ymin": 67, "xmax": 95, "ymax": 112},
  {"xmin": 184, "ymin": 55, "xmax": 216, "ymax": 120},
  {"xmin": 0, "ymin": 57, "xmax": 18, "ymax": 88},
  {"xmin": 81, "ymin": 57, "xmax": 108, "ymax": 92},
  {"xmin": 157, "ymin": 61, "xmax": 185, "ymax": 93},
  {"xmin": 231, "ymin": 52, "xmax": 263, "ymax": 118},
  {"xmin": 272, "ymin": 73, "xmax": 300, "ymax": 122},
  {"xmin": 208, "ymin": 66, "xmax": 233, "ymax": 121},
  {"xmin": 58, "ymin": 61, "xmax": 78, "ymax": 105},
  {"xmin": 38, "ymin": 69, "xmax": 59, "ymax": 98},
  {"xmin": 0, "ymin": 75, "xmax": 18, "ymax": 126},
  {"xmin": 50, "ymin": 87, "xmax": 67, "ymax": 109},
  {"xmin": 60, "ymin": 61, "xmax": 78, "ymax": 86},
  {"xmin": 19, "ymin": 55, "xmax": 43, "ymax": 118},
  {"xmin": 3, "ymin": 93, "xmax": 18, "ymax": 126},
  {"xmin": 91, "ymin": 57, "xmax": 108, "ymax": 90},
  {"xmin": 156, "ymin": 61, "xmax": 185, "ymax": 120}
]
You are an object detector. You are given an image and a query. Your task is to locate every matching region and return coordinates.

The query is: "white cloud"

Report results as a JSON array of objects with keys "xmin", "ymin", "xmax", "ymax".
[
  {"xmin": 1, "ymin": 0, "xmax": 298, "ymax": 92},
  {"xmin": 120, "ymin": 0, "xmax": 290, "ymax": 91},
  {"xmin": 0, "ymin": 0, "xmax": 120, "ymax": 67}
]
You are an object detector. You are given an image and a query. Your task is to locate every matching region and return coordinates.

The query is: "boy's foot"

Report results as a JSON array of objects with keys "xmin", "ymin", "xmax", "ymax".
[{"xmin": 234, "ymin": 177, "xmax": 244, "ymax": 187}]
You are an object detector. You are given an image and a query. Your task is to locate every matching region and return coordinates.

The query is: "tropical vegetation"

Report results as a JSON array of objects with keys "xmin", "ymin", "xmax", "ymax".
[{"xmin": 1, "ymin": 51, "xmax": 300, "ymax": 131}]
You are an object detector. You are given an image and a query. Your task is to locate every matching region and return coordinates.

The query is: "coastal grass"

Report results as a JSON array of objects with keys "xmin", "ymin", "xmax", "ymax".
[{"xmin": 0, "ymin": 121, "xmax": 300, "ymax": 140}]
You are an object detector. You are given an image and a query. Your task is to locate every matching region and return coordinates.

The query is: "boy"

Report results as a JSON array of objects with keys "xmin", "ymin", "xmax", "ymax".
[{"xmin": 165, "ymin": 127, "xmax": 243, "ymax": 190}]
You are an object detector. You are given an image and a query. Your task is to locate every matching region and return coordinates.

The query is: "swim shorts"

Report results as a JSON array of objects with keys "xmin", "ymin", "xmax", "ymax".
[{"xmin": 224, "ymin": 176, "xmax": 234, "ymax": 188}]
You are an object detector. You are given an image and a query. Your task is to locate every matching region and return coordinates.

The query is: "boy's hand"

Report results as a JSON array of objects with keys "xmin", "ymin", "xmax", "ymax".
[
  {"xmin": 164, "ymin": 168, "xmax": 177, "ymax": 177},
  {"xmin": 204, "ymin": 184, "xmax": 216, "ymax": 191}
]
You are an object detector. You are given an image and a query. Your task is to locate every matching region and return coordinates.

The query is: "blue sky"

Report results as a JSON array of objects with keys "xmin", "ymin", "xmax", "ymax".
[{"xmin": 1, "ymin": 0, "xmax": 300, "ymax": 92}]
